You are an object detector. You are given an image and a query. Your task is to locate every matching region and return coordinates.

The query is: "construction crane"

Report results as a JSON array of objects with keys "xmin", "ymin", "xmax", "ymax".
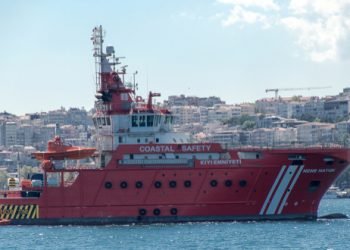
[{"xmin": 265, "ymin": 86, "xmax": 331, "ymax": 99}]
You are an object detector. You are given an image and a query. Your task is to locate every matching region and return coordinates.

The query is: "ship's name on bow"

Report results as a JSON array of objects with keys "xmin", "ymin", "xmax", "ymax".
[
  {"xmin": 139, "ymin": 145, "xmax": 211, "ymax": 153},
  {"xmin": 303, "ymin": 168, "xmax": 335, "ymax": 174}
]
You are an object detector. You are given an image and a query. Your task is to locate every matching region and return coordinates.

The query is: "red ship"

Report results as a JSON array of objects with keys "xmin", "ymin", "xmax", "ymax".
[{"xmin": 0, "ymin": 26, "xmax": 349, "ymax": 225}]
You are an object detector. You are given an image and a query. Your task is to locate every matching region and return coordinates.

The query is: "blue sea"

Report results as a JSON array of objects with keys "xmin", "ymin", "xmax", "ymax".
[{"xmin": 1, "ymin": 199, "xmax": 350, "ymax": 249}]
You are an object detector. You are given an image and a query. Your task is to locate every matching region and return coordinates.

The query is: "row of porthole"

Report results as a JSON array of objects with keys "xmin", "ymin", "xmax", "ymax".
[
  {"xmin": 104, "ymin": 180, "xmax": 192, "ymax": 189},
  {"xmin": 139, "ymin": 208, "xmax": 178, "ymax": 216},
  {"xmin": 210, "ymin": 180, "xmax": 247, "ymax": 187},
  {"xmin": 105, "ymin": 179, "xmax": 247, "ymax": 189}
]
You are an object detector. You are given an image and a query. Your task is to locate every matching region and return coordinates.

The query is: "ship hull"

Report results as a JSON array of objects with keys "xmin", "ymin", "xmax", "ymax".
[{"xmin": 0, "ymin": 147, "xmax": 348, "ymax": 226}]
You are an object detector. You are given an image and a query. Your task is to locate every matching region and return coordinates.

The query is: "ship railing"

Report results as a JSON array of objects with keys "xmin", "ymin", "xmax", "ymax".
[
  {"xmin": 221, "ymin": 141, "xmax": 346, "ymax": 150},
  {"xmin": 119, "ymin": 158, "xmax": 193, "ymax": 167}
]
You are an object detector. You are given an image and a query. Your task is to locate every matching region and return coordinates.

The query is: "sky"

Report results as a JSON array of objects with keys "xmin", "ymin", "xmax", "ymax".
[{"xmin": 1, "ymin": 0, "xmax": 350, "ymax": 115}]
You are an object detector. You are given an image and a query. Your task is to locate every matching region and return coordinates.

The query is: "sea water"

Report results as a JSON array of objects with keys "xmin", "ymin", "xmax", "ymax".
[{"xmin": 1, "ymin": 199, "xmax": 350, "ymax": 250}]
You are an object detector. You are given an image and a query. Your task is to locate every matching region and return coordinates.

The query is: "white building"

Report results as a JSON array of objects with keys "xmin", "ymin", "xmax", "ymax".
[
  {"xmin": 240, "ymin": 103, "xmax": 255, "ymax": 116},
  {"xmin": 207, "ymin": 104, "xmax": 242, "ymax": 123},
  {"xmin": 324, "ymin": 98, "xmax": 350, "ymax": 122},
  {"xmin": 5, "ymin": 122, "xmax": 17, "ymax": 147},
  {"xmin": 16, "ymin": 124, "xmax": 34, "ymax": 146},
  {"xmin": 296, "ymin": 122, "xmax": 335, "ymax": 145},
  {"xmin": 170, "ymin": 106, "xmax": 200, "ymax": 125}
]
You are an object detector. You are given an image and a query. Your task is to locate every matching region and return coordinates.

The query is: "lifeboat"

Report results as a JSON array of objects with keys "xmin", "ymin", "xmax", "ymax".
[{"xmin": 32, "ymin": 136, "xmax": 96, "ymax": 161}]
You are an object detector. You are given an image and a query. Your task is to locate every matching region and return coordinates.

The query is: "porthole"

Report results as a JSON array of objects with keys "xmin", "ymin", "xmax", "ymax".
[
  {"xmin": 308, "ymin": 180, "xmax": 321, "ymax": 192},
  {"xmin": 105, "ymin": 181, "xmax": 112, "ymax": 189},
  {"xmin": 184, "ymin": 180, "xmax": 191, "ymax": 188},
  {"xmin": 153, "ymin": 208, "xmax": 161, "ymax": 216},
  {"xmin": 135, "ymin": 181, "xmax": 143, "ymax": 189},
  {"xmin": 225, "ymin": 180, "xmax": 232, "ymax": 187},
  {"xmin": 139, "ymin": 208, "xmax": 147, "ymax": 216},
  {"xmin": 239, "ymin": 180, "xmax": 247, "ymax": 187},
  {"xmin": 292, "ymin": 160, "xmax": 303, "ymax": 165},
  {"xmin": 326, "ymin": 161, "xmax": 333, "ymax": 166},
  {"xmin": 154, "ymin": 181, "xmax": 162, "ymax": 188},
  {"xmin": 169, "ymin": 180, "xmax": 177, "ymax": 188},
  {"xmin": 210, "ymin": 180, "xmax": 218, "ymax": 187},
  {"xmin": 120, "ymin": 181, "xmax": 128, "ymax": 189},
  {"xmin": 170, "ymin": 208, "xmax": 178, "ymax": 215}
]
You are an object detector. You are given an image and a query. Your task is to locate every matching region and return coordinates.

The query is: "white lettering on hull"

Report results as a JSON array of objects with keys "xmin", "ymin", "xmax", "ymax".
[
  {"xmin": 139, "ymin": 145, "xmax": 176, "ymax": 153},
  {"xmin": 303, "ymin": 168, "xmax": 335, "ymax": 174},
  {"xmin": 181, "ymin": 145, "xmax": 211, "ymax": 152},
  {"xmin": 200, "ymin": 160, "xmax": 241, "ymax": 166},
  {"xmin": 139, "ymin": 145, "xmax": 212, "ymax": 153}
]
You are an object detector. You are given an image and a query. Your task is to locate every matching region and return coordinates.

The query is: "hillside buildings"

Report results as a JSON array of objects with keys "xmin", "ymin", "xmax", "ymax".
[{"xmin": 1, "ymin": 88, "xmax": 350, "ymax": 171}]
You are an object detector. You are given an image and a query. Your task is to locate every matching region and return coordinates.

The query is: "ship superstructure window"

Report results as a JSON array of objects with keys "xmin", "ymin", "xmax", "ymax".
[
  {"xmin": 93, "ymin": 116, "xmax": 111, "ymax": 127},
  {"xmin": 132, "ymin": 114, "xmax": 162, "ymax": 127},
  {"xmin": 139, "ymin": 116, "xmax": 146, "ymax": 127},
  {"xmin": 154, "ymin": 115, "xmax": 161, "ymax": 126},
  {"xmin": 147, "ymin": 115, "xmax": 154, "ymax": 126},
  {"xmin": 164, "ymin": 115, "xmax": 174, "ymax": 124},
  {"xmin": 132, "ymin": 115, "xmax": 138, "ymax": 127},
  {"xmin": 238, "ymin": 152, "xmax": 262, "ymax": 160}
]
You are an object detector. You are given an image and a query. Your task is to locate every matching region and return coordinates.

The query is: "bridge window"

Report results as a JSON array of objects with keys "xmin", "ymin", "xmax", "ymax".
[
  {"xmin": 132, "ymin": 115, "xmax": 138, "ymax": 127},
  {"xmin": 147, "ymin": 115, "xmax": 154, "ymax": 127},
  {"xmin": 164, "ymin": 115, "xmax": 174, "ymax": 124},
  {"xmin": 154, "ymin": 115, "xmax": 161, "ymax": 126},
  {"xmin": 140, "ymin": 116, "xmax": 146, "ymax": 127},
  {"xmin": 106, "ymin": 117, "xmax": 111, "ymax": 125}
]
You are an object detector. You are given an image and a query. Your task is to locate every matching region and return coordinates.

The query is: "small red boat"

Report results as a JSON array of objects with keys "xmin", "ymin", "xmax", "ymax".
[{"xmin": 32, "ymin": 136, "xmax": 96, "ymax": 161}]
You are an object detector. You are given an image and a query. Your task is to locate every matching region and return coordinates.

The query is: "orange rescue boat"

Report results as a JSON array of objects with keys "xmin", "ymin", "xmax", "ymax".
[{"xmin": 32, "ymin": 136, "xmax": 96, "ymax": 161}]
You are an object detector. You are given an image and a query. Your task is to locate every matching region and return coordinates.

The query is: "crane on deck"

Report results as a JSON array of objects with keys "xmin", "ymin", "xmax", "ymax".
[{"xmin": 265, "ymin": 86, "xmax": 331, "ymax": 100}]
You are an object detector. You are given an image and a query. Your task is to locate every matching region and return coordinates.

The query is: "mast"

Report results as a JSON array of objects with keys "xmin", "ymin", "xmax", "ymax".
[
  {"xmin": 91, "ymin": 25, "xmax": 134, "ymax": 115},
  {"xmin": 92, "ymin": 26, "xmax": 103, "ymax": 92}
]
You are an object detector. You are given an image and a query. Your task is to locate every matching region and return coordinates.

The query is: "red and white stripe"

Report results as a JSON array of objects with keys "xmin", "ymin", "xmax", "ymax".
[{"xmin": 260, "ymin": 164, "xmax": 304, "ymax": 215}]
